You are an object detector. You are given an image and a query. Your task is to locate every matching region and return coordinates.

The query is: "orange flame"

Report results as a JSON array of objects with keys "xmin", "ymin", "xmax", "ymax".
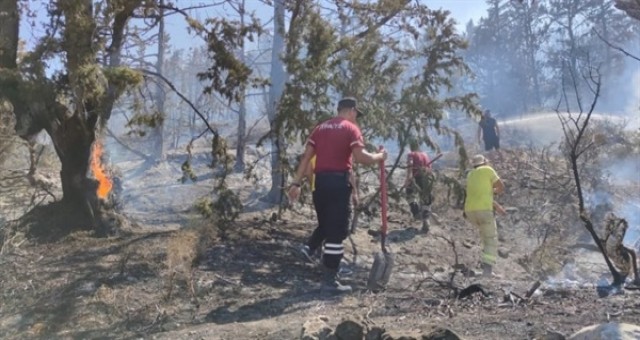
[{"xmin": 91, "ymin": 141, "xmax": 113, "ymax": 199}]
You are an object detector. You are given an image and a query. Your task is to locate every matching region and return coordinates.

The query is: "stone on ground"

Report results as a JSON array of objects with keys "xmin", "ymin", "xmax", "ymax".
[
  {"xmin": 378, "ymin": 327, "xmax": 463, "ymax": 340},
  {"xmin": 301, "ymin": 316, "xmax": 332, "ymax": 340},
  {"xmin": 568, "ymin": 323, "xmax": 640, "ymax": 340},
  {"xmin": 334, "ymin": 318, "xmax": 365, "ymax": 339},
  {"xmin": 422, "ymin": 326, "xmax": 464, "ymax": 339}
]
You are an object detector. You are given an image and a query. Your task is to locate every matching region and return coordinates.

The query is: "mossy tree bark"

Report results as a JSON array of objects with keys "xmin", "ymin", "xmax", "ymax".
[
  {"xmin": 0, "ymin": 0, "xmax": 19, "ymax": 70},
  {"xmin": 1, "ymin": 0, "xmax": 142, "ymax": 235}
]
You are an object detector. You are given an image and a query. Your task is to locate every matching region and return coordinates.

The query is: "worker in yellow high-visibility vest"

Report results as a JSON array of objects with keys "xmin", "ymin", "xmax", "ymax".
[{"xmin": 464, "ymin": 154, "xmax": 506, "ymax": 278}]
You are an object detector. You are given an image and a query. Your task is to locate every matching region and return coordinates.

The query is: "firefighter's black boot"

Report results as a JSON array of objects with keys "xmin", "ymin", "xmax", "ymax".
[
  {"xmin": 321, "ymin": 268, "xmax": 352, "ymax": 294},
  {"xmin": 420, "ymin": 205, "xmax": 431, "ymax": 233},
  {"xmin": 409, "ymin": 202, "xmax": 420, "ymax": 219},
  {"xmin": 421, "ymin": 219, "xmax": 430, "ymax": 234}
]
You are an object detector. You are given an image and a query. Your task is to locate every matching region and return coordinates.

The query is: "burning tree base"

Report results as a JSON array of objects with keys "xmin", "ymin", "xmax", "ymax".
[
  {"xmin": 0, "ymin": 139, "xmax": 131, "ymax": 245},
  {"xmin": 5, "ymin": 195, "xmax": 135, "ymax": 244}
]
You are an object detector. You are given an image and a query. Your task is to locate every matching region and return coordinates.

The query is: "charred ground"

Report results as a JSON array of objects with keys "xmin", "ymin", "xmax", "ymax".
[{"xmin": 0, "ymin": 131, "xmax": 639, "ymax": 339}]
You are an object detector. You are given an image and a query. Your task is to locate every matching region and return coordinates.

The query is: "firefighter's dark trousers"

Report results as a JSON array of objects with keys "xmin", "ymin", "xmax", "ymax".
[
  {"xmin": 406, "ymin": 172, "xmax": 434, "ymax": 218},
  {"xmin": 306, "ymin": 172, "xmax": 352, "ymax": 270}
]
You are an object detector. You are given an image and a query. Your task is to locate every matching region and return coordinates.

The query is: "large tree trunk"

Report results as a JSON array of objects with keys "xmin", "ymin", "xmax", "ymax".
[
  {"xmin": 49, "ymin": 115, "xmax": 108, "ymax": 235},
  {"xmin": 264, "ymin": 0, "xmax": 287, "ymax": 203},
  {"xmin": 523, "ymin": 5, "xmax": 542, "ymax": 108},
  {"xmin": 0, "ymin": 0, "xmax": 20, "ymax": 112},
  {"xmin": 150, "ymin": 1, "xmax": 166, "ymax": 162},
  {"xmin": 234, "ymin": 0, "xmax": 247, "ymax": 173},
  {"xmin": 54, "ymin": 116, "xmax": 95, "ymax": 203},
  {"xmin": 234, "ymin": 97, "xmax": 247, "ymax": 172},
  {"xmin": 56, "ymin": 0, "xmax": 108, "ymax": 233},
  {"xmin": 0, "ymin": 0, "xmax": 19, "ymax": 70},
  {"xmin": 1, "ymin": 0, "xmax": 139, "ymax": 238},
  {"xmin": 55, "ymin": 0, "xmax": 139, "ymax": 235},
  {"xmin": 0, "ymin": 0, "xmax": 19, "ymax": 172}
]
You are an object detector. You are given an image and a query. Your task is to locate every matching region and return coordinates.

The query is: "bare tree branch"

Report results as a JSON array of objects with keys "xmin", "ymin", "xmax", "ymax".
[
  {"xmin": 567, "ymin": 60, "xmax": 584, "ymax": 113},
  {"xmin": 161, "ymin": 3, "xmax": 225, "ymax": 15},
  {"xmin": 139, "ymin": 69, "xmax": 220, "ymax": 140},
  {"xmin": 555, "ymin": 64, "xmax": 624, "ymax": 286},
  {"xmin": 328, "ymin": 0, "xmax": 411, "ymax": 57},
  {"xmin": 593, "ymin": 29, "xmax": 640, "ymax": 62},
  {"xmin": 104, "ymin": 126, "xmax": 152, "ymax": 161}
]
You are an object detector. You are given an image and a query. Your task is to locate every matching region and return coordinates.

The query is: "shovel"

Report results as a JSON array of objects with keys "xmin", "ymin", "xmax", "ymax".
[
  {"xmin": 367, "ymin": 146, "xmax": 394, "ymax": 291},
  {"xmin": 348, "ymin": 206, "xmax": 359, "ymax": 265}
]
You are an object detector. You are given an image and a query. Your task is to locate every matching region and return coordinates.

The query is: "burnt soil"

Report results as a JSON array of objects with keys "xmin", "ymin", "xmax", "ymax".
[{"xmin": 1, "ymin": 142, "xmax": 639, "ymax": 339}]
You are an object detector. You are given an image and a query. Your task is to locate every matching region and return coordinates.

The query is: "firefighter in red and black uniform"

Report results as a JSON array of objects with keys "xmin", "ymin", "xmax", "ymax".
[
  {"xmin": 288, "ymin": 97, "xmax": 387, "ymax": 294},
  {"xmin": 403, "ymin": 139, "xmax": 435, "ymax": 232}
]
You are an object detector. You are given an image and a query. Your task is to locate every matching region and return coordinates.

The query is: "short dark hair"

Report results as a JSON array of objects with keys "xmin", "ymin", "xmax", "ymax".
[
  {"xmin": 337, "ymin": 97, "xmax": 364, "ymax": 117},
  {"xmin": 409, "ymin": 139, "xmax": 420, "ymax": 151}
]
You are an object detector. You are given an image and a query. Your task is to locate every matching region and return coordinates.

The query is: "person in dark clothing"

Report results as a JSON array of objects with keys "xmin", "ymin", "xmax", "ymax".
[
  {"xmin": 478, "ymin": 110, "xmax": 500, "ymax": 152},
  {"xmin": 301, "ymin": 155, "xmax": 359, "ymax": 272},
  {"xmin": 288, "ymin": 97, "xmax": 387, "ymax": 294},
  {"xmin": 403, "ymin": 140, "xmax": 435, "ymax": 233}
]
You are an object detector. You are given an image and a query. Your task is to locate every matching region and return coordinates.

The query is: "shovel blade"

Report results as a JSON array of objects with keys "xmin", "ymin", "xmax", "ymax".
[{"xmin": 367, "ymin": 251, "xmax": 394, "ymax": 291}]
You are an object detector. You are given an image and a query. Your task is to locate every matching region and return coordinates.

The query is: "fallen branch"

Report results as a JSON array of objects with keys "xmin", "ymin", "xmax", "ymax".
[
  {"xmin": 415, "ymin": 274, "xmax": 455, "ymax": 292},
  {"xmin": 525, "ymin": 280, "xmax": 542, "ymax": 299},
  {"xmin": 433, "ymin": 234, "xmax": 460, "ymax": 289},
  {"xmin": 415, "ymin": 234, "xmax": 461, "ymax": 298},
  {"xmin": 214, "ymin": 273, "xmax": 240, "ymax": 286},
  {"xmin": 458, "ymin": 284, "xmax": 491, "ymax": 299}
]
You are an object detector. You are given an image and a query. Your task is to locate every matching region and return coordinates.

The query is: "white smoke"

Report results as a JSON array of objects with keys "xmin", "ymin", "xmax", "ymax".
[
  {"xmin": 626, "ymin": 68, "xmax": 640, "ymax": 115},
  {"xmin": 621, "ymin": 201, "xmax": 640, "ymax": 251},
  {"xmin": 499, "ymin": 112, "xmax": 638, "ymax": 148}
]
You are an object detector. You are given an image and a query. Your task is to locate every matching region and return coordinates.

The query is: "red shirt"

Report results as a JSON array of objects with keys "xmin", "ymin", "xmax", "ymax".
[
  {"xmin": 307, "ymin": 117, "xmax": 364, "ymax": 172},
  {"xmin": 408, "ymin": 151, "xmax": 431, "ymax": 176}
]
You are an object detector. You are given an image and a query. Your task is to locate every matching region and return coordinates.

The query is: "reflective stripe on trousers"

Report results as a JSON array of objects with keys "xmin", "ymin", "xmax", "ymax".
[
  {"xmin": 309, "ymin": 172, "xmax": 351, "ymax": 270},
  {"xmin": 323, "ymin": 243, "xmax": 344, "ymax": 255}
]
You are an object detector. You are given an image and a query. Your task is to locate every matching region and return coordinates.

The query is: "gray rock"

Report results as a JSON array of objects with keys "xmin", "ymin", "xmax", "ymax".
[
  {"xmin": 568, "ymin": 323, "xmax": 640, "ymax": 340},
  {"xmin": 543, "ymin": 330, "xmax": 566, "ymax": 340},
  {"xmin": 528, "ymin": 326, "xmax": 566, "ymax": 340},
  {"xmin": 365, "ymin": 326, "xmax": 386, "ymax": 340},
  {"xmin": 0, "ymin": 314, "xmax": 23, "ymax": 329},
  {"xmin": 335, "ymin": 318, "xmax": 365, "ymax": 340},
  {"xmin": 381, "ymin": 330, "xmax": 420, "ymax": 340},
  {"xmin": 379, "ymin": 327, "xmax": 464, "ymax": 340},
  {"xmin": 301, "ymin": 316, "xmax": 333, "ymax": 340},
  {"xmin": 422, "ymin": 327, "xmax": 464, "ymax": 340}
]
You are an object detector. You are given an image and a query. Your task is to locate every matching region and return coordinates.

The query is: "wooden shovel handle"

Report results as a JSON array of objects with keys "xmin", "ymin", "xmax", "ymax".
[
  {"xmin": 379, "ymin": 146, "xmax": 388, "ymax": 253},
  {"xmin": 426, "ymin": 153, "xmax": 443, "ymax": 167}
]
